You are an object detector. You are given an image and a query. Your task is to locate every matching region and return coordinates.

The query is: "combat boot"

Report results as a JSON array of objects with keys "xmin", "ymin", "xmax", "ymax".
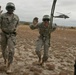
[
  {"xmin": 38, "ymin": 57, "xmax": 41, "ymax": 63},
  {"xmin": 34, "ymin": 57, "xmax": 42, "ymax": 65},
  {"xmin": 40, "ymin": 60, "xmax": 44, "ymax": 66},
  {"xmin": 6, "ymin": 63, "xmax": 12, "ymax": 74}
]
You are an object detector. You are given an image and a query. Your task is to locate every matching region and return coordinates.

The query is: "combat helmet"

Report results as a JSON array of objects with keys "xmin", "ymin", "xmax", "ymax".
[
  {"xmin": 6, "ymin": 2, "xmax": 15, "ymax": 10},
  {"xmin": 42, "ymin": 15, "xmax": 50, "ymax": 21}
]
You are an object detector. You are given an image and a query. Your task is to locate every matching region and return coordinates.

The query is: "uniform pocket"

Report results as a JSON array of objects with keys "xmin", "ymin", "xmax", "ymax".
[{"xmin": 11, "ymin": 35, "xmax": 16, "ymax": 45}]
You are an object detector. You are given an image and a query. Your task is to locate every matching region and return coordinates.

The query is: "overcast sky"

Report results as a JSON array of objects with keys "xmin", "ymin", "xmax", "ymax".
[{"xmin": 0, "ymin": 0, "xmax": 76, "ymax": 26}]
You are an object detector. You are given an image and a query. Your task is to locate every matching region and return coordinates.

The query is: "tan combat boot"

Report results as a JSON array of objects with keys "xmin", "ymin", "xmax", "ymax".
[
  {"xmin": 38, "ymin": 57, "xmax": 42, "ymax": 64},
  {"xmin": 6, "ymin": 63, "xmax": 12, "ymax": 73},
  {"xmin": 40, "ymin": 60, "xmax": 44, "ymax": 66},
  {"xmin": 4, "ymin": 59, "xmax": 12, "ymax": 73}
]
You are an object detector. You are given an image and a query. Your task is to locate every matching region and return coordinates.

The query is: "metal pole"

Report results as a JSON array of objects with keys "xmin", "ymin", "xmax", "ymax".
[{"xmin": 50, "ymin": 0, "xmax": 57, "ymax": 29}]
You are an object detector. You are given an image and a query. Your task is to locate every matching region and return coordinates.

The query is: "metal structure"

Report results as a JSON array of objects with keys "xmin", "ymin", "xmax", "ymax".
[{"xmin": 50, "ymin": 0, "xmax": 57, "ymax": 29}]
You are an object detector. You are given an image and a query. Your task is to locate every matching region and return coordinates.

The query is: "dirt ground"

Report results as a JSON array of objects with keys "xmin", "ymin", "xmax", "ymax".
[{"xmin": 0, "ymin": 25, "xmax": 76, "ymax": 75}]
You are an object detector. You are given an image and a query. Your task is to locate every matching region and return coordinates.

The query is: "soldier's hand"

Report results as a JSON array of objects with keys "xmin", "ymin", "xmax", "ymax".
[
  {"xmin": 33, "ymin": 17, "xmax": 38, "ymax": 25},
  {"xmin": 0, "ymin": 6, "xmax": 3, "ymax": 13},
  {"xmin": 52, "ymin": 23, "xmax": 57, "ymax": 29}
]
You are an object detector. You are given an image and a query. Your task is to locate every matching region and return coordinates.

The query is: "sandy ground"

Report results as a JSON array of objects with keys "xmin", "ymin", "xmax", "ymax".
[{"xmin": 0, "ymin": 25, "xmax": 76, "ymax": 75}]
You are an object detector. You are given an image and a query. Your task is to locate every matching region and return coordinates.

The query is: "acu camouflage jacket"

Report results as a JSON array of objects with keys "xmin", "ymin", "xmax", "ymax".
[
  {"xmin": 30, "ymin": 22, "xmax": 56, "ymax": 39},
  {"xmin": 0, "ymin": 13, "xmax": 19, "ymax": 33}
]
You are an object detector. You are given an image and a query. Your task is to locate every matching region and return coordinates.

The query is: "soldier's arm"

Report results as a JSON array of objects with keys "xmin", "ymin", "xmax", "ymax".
[
  {"xmin": 12, "ymin": 14, "xmax": 19, "ymax": 32},
  {"xmin": 30, "ymin": 24, "xmax": 39, "ymax": 30},
  {"xmin": 30, "ymin": 17, "xmax": 39, "ymax": 30},
  {"xmin": 0, "ymin": 6, "xmax": 3, "ymax": 15},
  {"xmin": 0, "ymin": 10, "xmax": 3, "ymax": 14},
  {"xmin": 15, "ymin": 15, "xmax": 19, "ymax": 28}
]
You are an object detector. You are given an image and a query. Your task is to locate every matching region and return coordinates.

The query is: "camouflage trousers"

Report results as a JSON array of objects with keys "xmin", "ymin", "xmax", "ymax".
[
  {"xmin": 1, "ymin": 32, "xmax": 16, "ymax": 64},
  {"xmin": 36, "ymin": 38, "xmax": 50, "ymax": 62}
]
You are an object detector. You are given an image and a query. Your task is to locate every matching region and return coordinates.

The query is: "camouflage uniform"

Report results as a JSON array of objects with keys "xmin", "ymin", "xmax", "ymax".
[
  {"xmin": 0, "ymin": 12, "xmax": 19, "ymax": 64},
  {"xmin": 30, "ymin": 21, "xmax": 56, "ymax": 63}
]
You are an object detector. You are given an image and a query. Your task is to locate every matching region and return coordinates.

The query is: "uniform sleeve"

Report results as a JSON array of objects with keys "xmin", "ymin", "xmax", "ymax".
[
  {"xmin": 15, "ymin": 15, "xmax": 19, "ymax": 28},
  {"xmin": 51, "ymin": 23, "xmax": 57, "ymax": 32},
  {"xmin": 30, "ymin": 24, "xmax": 39, "ymax": 30},
  {"xmin": 17, "ymin": 16, "xmax": 19, "ymax": 27}
]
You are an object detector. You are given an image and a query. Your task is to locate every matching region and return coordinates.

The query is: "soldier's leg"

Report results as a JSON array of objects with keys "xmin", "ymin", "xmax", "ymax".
[
  {"xmin": 42, "ymin": 39, "xmax": 49, "ymax": 64},
  {"xmin": 36, "ymin": 38, "xmax": 43, "ymax": 62},
  {"xmin": 8, "ymin": 35, "xmax": 16, "ymax": 65},
  {"xmin": 1, "ymin": 32, "xmax": 8, "ymax": 63},
  {"xmin": 6, "ymin": 35, "xmax": 16, "ymax": 73}
]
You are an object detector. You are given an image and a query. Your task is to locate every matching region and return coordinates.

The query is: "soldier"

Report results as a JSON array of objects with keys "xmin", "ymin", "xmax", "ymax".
[
  {"xmin": 30, "ymin": 15, "xmax": 56, "ymax": 65},
  {"xmin": 0, "ymin": 2, "xmax": 19, "ymax": 73}
]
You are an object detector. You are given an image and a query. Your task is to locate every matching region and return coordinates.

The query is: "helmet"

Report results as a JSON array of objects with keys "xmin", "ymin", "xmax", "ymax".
[
  {"xmin": 6, "ymin": 2, "xmax": 15, "ymax": 10},
  {"xmin": 42, "ymin": 15, "xmax": 50, "ymax": 20}
]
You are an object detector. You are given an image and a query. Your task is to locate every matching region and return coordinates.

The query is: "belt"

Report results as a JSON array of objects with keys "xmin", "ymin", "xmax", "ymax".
[{"xmin": 2, "ymin": 30, "xmax": 16, "ymax": 35}]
